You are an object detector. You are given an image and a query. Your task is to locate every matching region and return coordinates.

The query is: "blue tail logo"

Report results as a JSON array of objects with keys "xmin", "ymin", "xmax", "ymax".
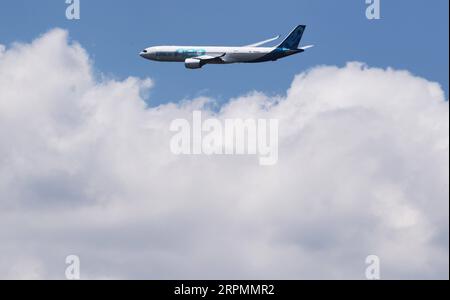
[{"xmin": 278, "ymin": 25, "xmax": 306, "ymax": 50}]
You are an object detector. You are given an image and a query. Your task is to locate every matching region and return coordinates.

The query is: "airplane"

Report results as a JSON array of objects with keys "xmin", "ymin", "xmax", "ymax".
[{"xmin": 139, "ymin": 25, "xmax": 313, "ymax": 69}]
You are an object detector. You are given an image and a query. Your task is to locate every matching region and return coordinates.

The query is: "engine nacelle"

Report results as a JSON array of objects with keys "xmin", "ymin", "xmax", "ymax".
[{"xmin": 185, "ymin": 58, "xmax": 202, "ymax": 69}]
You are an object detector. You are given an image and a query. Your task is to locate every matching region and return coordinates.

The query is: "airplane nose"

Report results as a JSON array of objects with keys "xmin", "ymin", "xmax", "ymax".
[{"xmin": 139, "ymin": 49, "xmax": 148, "ymax": 57}]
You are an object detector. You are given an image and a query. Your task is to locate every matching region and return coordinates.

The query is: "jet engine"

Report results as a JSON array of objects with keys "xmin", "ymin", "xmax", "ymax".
[{"xmin": 185, "ymin": 58, "xmax": 202, "ymax": 69}]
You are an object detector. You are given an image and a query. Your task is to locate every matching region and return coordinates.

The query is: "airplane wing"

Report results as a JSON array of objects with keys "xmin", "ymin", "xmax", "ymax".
[
  {"xmin": 194, "ymin": 54, "xmax": 225, "ymax": 60},
  {"xmin": 192, "ymin": 53, "xmax": 226, "ymax": 63},
  {"xmin": 245, "ymin": 35, "xmax": 280, "ymax": 47}
]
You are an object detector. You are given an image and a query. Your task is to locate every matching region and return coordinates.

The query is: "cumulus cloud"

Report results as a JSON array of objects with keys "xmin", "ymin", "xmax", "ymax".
[{"xmin": 0, "ymin": 29, "xmax": 448, "ymax": 279}]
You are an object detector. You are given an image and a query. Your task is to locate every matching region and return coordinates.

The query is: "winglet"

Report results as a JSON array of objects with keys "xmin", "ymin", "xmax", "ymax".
[{"xmin": 245, "ymin": 35, "xmax": 281, "ymax": 47}]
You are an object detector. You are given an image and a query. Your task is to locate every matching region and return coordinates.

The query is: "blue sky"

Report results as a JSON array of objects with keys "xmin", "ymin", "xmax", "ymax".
[{"xmin": 0, "ymin": 0, "xmax": 448, "ymax": 105}]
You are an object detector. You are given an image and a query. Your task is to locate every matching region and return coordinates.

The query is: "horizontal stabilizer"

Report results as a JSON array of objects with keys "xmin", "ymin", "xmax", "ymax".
[{"xmin": 299, "ymin": 44, "xmax": 314, "ymax": 50}]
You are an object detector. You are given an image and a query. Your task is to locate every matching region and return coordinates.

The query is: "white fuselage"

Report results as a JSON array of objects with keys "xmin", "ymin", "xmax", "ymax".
[{"xmin": 139, "ymin": 46, "xmax": 300, "ymax": 64}]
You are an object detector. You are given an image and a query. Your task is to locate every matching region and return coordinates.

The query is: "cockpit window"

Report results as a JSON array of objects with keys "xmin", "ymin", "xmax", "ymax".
[{"xmin": 142, "ymin": 49, "xmax": 148, "ymax": 53}]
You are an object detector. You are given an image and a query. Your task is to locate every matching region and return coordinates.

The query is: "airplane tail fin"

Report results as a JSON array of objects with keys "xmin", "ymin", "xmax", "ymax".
[{"xmin": 277, "ymin": 25, "xmax": 306, "ymax": 49}]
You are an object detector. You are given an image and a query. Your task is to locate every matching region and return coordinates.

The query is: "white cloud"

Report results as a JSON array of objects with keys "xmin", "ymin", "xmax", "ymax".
[{"xmin": 0, "ymin": 29, "xmax": 448, "ymax": 279}]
